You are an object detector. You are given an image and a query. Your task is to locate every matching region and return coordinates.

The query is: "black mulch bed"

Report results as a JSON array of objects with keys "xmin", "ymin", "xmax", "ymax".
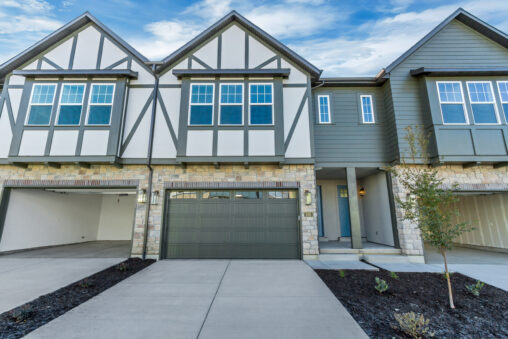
[
  {"xmin": 0, "ymin": 258, "xmax": 155, "ymax": 339},
  {"xmin": 315, "ymin": 268, "xmax": 508, "ymax": 338}
]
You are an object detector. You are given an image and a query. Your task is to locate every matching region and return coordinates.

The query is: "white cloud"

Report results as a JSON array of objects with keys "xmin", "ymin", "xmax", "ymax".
[
  {"xmin": 130, "ymin": 0, "xmax": 340, "ymax": 60},
  {"xmin": 1, "ymin": 0, "xmax": 53, "ymax": 13},
  {"xmin": 291, "ymin": 0, "xmax": 508, "ymax": 76},
  {"xmin": 0, "ymin": 15, "xmax": 62, "ymax": 34}
]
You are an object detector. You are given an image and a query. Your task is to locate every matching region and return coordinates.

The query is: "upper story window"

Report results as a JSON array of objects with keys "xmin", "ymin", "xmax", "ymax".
[
  {"xmin": 360, "ymin": 95, "xmax": 375, "ymax": 123},
  {"xmin": 466, "ymin": 81, "xmax": 499, "ymax": 124},
  {"xmin": 249, "ymin": 84, "xmax": 273, "ymax": 125},
  {"xmin": 189, "ymin": 84, "xmax": 214, "ymax": 125},
  {"xmin": 27, "ymin": 84, "xmax": 56, "ymax": 125},
  {"xmin": 436, "ymin": 82, "xmax": 468, "ymax": 124},
  {"xmin": 318, "ymin": 95, "xmax": 330, "ymax": 123},
  {"xmin": 57, "ymin": 84, "xmax": 85, "ymax": 125},
  {"xmin": 219, "ymin": 84, "xmax": 243, "ymax": 125},
  {"xmin": 497, "ymin": 81, "xmax": 508, "ymax": 123},
  {"xmin": 87, "ymin": 84, "xmax": 114, "ymax": 125}
]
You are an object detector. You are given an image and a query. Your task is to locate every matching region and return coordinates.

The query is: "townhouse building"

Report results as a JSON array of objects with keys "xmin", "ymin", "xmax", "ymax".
[{"xmin": 0, "ymin": 8, "xmax": 506, "ymax": 261}]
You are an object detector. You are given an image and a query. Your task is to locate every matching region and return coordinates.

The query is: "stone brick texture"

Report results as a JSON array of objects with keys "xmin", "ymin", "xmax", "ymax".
[
  {"xmin": 391, "ymin": 164, "xmax": 508, "ymax": 256},
  {"xmin": 0, "ymin": 164, "xmax": 319, "ymax": 257}
]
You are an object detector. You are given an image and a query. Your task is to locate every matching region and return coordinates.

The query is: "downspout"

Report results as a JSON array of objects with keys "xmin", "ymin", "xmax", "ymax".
[{"xmin": 142, "ymin": 64, "xmax": 159, "ymax": 259}]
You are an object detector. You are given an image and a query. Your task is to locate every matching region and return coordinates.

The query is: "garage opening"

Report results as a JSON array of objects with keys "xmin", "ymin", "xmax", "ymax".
[
  {"xmin": 162, "ymin": 189, "xmax": 300, "ymax": 259},
  {"xmin": 0, "ymin": 188, "xmax": 137, "ymax": 257},
  {"xmin": 449, "ymin": 192, "xmax": 508, "ymax": 253}
]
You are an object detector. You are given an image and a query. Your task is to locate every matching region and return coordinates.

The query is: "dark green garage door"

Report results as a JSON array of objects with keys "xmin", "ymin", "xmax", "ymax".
[{"xmin": 162, "ymin": 189, "xmax": 300, "ymax": 259}]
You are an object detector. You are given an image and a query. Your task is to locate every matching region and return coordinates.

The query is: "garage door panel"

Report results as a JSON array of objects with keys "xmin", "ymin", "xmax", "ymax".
[{"xmin": 163, "ymin": 189, "xmax": 300, "ymax": 259}]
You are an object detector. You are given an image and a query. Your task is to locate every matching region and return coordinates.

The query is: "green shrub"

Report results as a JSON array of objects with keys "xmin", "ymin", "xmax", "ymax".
[
  {"xmin": 390, "ymin": 272, "xmax": 399, "ymax": 280},
  {"xmin": 465, "ymin": 280, "xmax": 485, "ymax": 297},
  {"xmin": 9, "ymin": 305, "xmax": 35, "ymax": 323},
  {"xmin": 393, "ymin": 312, "xmax": 434, "ymax": 339},
  {"xmin": 338, "ymin": 270, "xmax": 345, "ymax": 278},
  {"xmin": 77, "ymin": 279, "xmax": 95, "ymax": 289},
  {"xmin": 117, "ymin": 263, "xmax": 129, "ymax": 272},
  {"xmin": 374, "ymin": 277, "xmax": 389, "ymax": 293}
]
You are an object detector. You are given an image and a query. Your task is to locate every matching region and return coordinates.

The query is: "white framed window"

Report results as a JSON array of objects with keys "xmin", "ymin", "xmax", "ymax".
[
  {"xmin": 318, "ymin": 95, "xmax": 331, "ymax": 123},
  {"xmin": 56, "ymin": 83, "xmax": 86, "ymax": 125},
  {"xmin": 497, "ymin": 81, "xmax": 508, "ymax": 124},
  {"xmin": 86, "ymin": 83, "xmax": 115, "ymax": 125},
  {"xmin": 219, "ymin": 83, "xmax": 243, "ymax": 125},
  {"xmin": 436, "ymin": 81, "xmax": 468, "ymax": 124},
  {"xmin": 26, "ymin": 83, "xmax": 57, "ymax": 125},
  {"xmin": 466, "ymin": 81, "xmax": 499, "ymax": 124},
  {"xmin": 249, "ymin": 83, "xmax": 273, "ymax": 125},
  {"xmin": 189, "ymin": 84, "xmax": 214, "ymax": 125},
  {"xmin": 360, "ymin": 95, "xmax": 375, "ymax": 123}
]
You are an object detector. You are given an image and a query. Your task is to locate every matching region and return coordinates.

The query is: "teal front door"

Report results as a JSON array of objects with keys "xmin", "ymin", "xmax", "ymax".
[{"xmin": 337, "ymin": 185, "xmax": 351, "ymax": 237}]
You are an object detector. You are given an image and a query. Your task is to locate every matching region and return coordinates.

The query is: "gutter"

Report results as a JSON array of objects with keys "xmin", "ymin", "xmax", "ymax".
[{"xmin": 141, "ymin": 65, "xmax": 159, "ymax": 260}]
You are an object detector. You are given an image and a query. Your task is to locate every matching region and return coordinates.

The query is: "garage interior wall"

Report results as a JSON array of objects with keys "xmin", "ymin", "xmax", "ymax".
[
  {"xmin": 0, "ymin": 190, "xmax": 136, "ymax": 252},
  {"xmin": 452, "ymin": 193, "xmax": 508, "ymax": 251}
]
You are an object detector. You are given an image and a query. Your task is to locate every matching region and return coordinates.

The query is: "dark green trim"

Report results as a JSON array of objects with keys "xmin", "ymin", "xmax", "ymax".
[
  {"xmin": 212, "ymin": 79, "xmax": 220, "ymax": 156},
  {"xmin": 254, "ymin": 56, "xmax": 277, "ymax": 69},
  {"xmin": 0, "ymin": 188, "xmax": 11, "ymax": 246},
  {"xmin": 176, "ymin": 79, "xmax": 190, "ymax": 157},
  {"xmin": 284, "ymin": 88, "xmax": 308, "ymax": 151},
  {"xmin": 273, "ymin": 78, "xmax": 284, "ymax": 156},
  {"xmin": 68, "ymin": 35, "xmax": 77, "ymax": 69},
  {"xmin": 244, "ymin": 31, "xmax": 249, "ymax": 69},
  {"xmin": 108, "ymin": 79, "xmax": 127, "ymax": 155},
  {"xmin": 75, "ymin": 79, "xmax": 92, "ymax": 155},
  {"xmin": 283, "ymin": 83, "xmax": 307, "ymax": 88},
  {"xmin": 172, "ymin": 68, "xmax": 290, "ymax": 78},
  {"xmin": 104, "ymin": 57, "xmax": 129, "ymax": 70},
  {"xmin": 13, "ymin": 69, "xmax": 138, "ymax": 78},
  {"xmin": 8, "ymin": 80, "xmax": 33, "ymax": 157},
  {"xmin": 120, "ymin": 89, "xmax": 154, "ymax": 155},
  {"xmin": 7, "ymin": 155, "xmax": 117, "ymax": 163},
  {"xmin": 243, "ymin": 79, "xmax": 248, "ymax": 156},
  {"xmin": 157, "ymin": 90, "xmax": 178, "ymax": 146},
  {"xmin": 44, "ymin": 83, "xmax": 63, "ymax": 156},
  {"xmin": 190, "ymin": 55, "xmax": 212, "ymax": 70},
  {"xmin": 96, "ymin": 34, "xmax": 105, "ymax": 69},
  {"xmin": 316, "ymin": 162, "xmax": 391, "ymax": 168},
  {"xmin": 175, "ymin": 155, "xmax": 285, "ymax": 163},
  {"xmin": 411, "ymin": 67, "xmax": 508, "ymax": 76},
  {"xmin": 217, "ymin": 32, "xmax": 222, "ymax": 69},
  {"xmin": 41, "ymin": 57, "xmax": 63, "ymax": 70}
]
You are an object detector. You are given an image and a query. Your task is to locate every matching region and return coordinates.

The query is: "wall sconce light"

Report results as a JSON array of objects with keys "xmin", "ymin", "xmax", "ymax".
[
  {"xmin": 304, "ymin": 190, "xmax": 312, "ymax": 205},
  {"xmin": 137, "ymin": 189, "xmax": 147, "ymax": 204},
  {"xmin": 151, "ymin": 190, "xmax": 160, "ymax": 205},
  {"xmin": 359, "ymin": 187, "xmax": 366, "ymax": 197}
]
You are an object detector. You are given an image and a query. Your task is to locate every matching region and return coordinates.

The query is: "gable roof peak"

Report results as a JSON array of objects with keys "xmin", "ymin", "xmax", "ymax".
[
  {"xmin": 157, "ymin": 10, "xmax": 322, "ymax": 79},
  {"xmin": 384, "ymin": 7, "xmax": 508, "ymax": 73}
]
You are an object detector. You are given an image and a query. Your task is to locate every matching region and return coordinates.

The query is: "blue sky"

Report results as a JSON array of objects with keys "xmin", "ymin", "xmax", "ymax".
[{"xmin": 1, "ymin": 0, "xmax": 508, "ymax": 76}]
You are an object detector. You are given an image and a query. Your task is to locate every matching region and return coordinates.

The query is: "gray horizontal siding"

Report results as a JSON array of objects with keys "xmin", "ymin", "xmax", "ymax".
[
  {"xmin": 389, "ymin": 19, "xmax": 508, "ymax": 161},
  {"xmin": 313, "ymin": 87, "xmax": 390, "ymax": 166}
]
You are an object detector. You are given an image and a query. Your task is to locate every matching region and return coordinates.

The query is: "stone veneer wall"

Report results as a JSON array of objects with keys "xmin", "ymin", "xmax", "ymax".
[
  {"xmin": 391, "ymin": 164, "xmax": 508, "ymax": 256},
  {"xmin": 0, "ymin": 164, "xmax": 319, "ymax": 258}
]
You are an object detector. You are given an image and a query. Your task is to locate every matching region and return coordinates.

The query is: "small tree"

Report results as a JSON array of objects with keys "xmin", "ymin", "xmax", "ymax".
[{"xmin": 392, "ymin": 126, "xmax": 473, "ymax": 309}]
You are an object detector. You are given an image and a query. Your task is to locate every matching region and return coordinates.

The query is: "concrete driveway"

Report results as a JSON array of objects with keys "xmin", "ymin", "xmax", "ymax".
[
  {"xmin": 27, "ymin": 260, "xmax": 368, "ymax": 339},
  {"xmin": 0, "ymin": 257, "xmax": 123, "ymax": 314}
]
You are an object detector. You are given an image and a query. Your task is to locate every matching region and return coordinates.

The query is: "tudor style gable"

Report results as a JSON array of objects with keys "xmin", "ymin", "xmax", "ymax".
[
  {"xmin": 0, "ymin": 13, "xmax": 154, "ymax": 166},
  {"xmin": 152, "ymin": 11, "xmax": 321, "ymax": 164}
]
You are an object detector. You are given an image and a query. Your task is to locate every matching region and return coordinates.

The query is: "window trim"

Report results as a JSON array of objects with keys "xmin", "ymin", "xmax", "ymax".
[
  {"xmin": 219, "ymin": 83, "xmax": 244, "ymax": 126},
  {"xmin": 436, "ymin": 81, "xmax": 469, "ymax": 125},
  {"xmin": 25, "ymin": 83, "xmax": 57, "ymax": 126},
  {"xmin": 188, "ymin": 83, "xmax": 215, "ymax": 126},
  {"xmin": 317, "ymin": 95, "xmax": 331, "ymax": 124},
  {"xmin": 496, "ymin": 81, "xmax": 508, "ymax": 124},
  {"xmin": 55, "ymin": 83, "xmax": 86, "ymax": 126},
  {"xmin": 248, "ymin": 82, "xmax": 274, "ymax": 126},
  {"xmin": 466, "ymin": 81, "xmax": 500, "ymax": 125},
  {"xmin": 85, "ymin": 83, "xmax": 116, "ymax": 126},
  {"xmin": 360, "ymin": 94, "xmax": 375, "ymax": 124}
]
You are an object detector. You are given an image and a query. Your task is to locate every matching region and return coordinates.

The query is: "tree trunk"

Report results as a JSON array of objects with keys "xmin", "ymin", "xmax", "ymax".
[{"xmin": 441, "ymin": 248, "xmax": 455, "ymax": 309}]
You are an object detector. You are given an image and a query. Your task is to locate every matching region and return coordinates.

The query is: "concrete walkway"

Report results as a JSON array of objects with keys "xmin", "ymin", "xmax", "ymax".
[
  {"xmin": 0, "ymin": 257, "xmax": 123, "ymax": 313},
  {"xmin": 27, "ymin": 260, "xmax": 368, "ymax": 339}
]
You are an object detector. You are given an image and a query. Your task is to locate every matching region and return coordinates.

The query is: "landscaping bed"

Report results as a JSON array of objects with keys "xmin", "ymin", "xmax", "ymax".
[
  {"xmin": 315, "ymin": 269, "xmax": 508, "ymax": 338},
  {"xmin": 0, "ymin": 258, "xmax": 155, "ymax": 339}
]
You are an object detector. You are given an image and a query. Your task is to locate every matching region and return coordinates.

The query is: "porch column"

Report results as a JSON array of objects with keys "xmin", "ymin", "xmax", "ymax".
[{"xmin": 346, "ymin": 167, "xmax": 362, "ymax": 249}]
